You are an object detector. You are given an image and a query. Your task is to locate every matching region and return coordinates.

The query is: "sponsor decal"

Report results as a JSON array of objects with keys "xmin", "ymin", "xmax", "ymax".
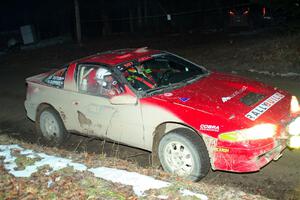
[
  {"xmin": 137, "ymin": 56, "xmax": 152, "ymax": 62},
  {"xmin": 200, "ymin": 124, "xmax": 220, "ymax": 132},
  {"xmin": 222, "ymin": 86, "xmax": 247, "ymax": 103},
  {"xmin": 116, "ymin": 65, "xmax": 124, "ymax": 71},
  {"xmin": 215, "ymin": 147, "xmax": 230, "ymax": 153},
  {"xmin": 124, "ymin": 62, "xmax": 134, "ymax": 67},
  {"xmin": 222, "ymin": 97, "xmax": 231, "ymax": 103},
  {"xmin": 179, "ymin": 97, "xmax": 190, "ymax": 102},
  {"xmin": 164, "ymin": 93, "xmax": 173, "ymax": 97},
  {"xmin": 46, "ymin": 75, "xmax": 64, "ymax": 87},
  {"xmin": 245, "ymin": 92, "xmax": 285, "ymax": 121},
  {"xmin": 51, "ymin": 76, "xmax": 64, "ymax": 81}
]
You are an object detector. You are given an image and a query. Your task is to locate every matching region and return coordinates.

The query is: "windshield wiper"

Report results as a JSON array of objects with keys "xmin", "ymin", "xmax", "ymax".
[
  {"xmin": 183, "ymin": 73, "xmax": 208, "ymax": 84},
  {"xmin": 145, "ymin": 82, "xmax": 184, "ymax": 96},
  {"xmin": 145, "ymin": 85, "xmax": 170, "ymax": 96}
]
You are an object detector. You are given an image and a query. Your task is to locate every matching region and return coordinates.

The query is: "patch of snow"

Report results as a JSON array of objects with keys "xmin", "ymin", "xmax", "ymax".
[
  {"xmin": 0, "ymin": 144, "xmax": 208, "ymax": 199},
  {"xmin": 19, "ymin": 149, "xmax": 35, "ymax": 155},
  {"xmin": 47, "ymin": 180, "xmax": 53, "ymax": 188},
  {"xmin": 248, "ymin": 69, "xmax": 300, "ymax": 77},
  {"xmin": 26, "ymin": 154, "xmax": 38, "ymax": 159},
  {"xmin": 0, "ymin": 144, "xmax": 22, "ymax": 176},
  {"xmin": 55, "ymin": 176, "xmax": 61, "ymax": 182},
  {"xmin": 180, "ymin": 189, "xmax": 208, "ymax": 200},
  {"xmin": 280, "ymin": 72, "xmax": 300, "ymax": 77},
  {"xmin": 0, "ymin": 145, "xmax": 87, "ymax": 177},
  {"xmin": 89, "ymin": 167, "xmax": 170, "ymax": 196},
  {"xmin": 157, "ymin": 195, "xmax": 169, "ymax": 199}
]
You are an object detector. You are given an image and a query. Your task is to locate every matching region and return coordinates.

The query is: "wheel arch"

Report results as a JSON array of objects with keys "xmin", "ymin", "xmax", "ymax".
[
  {"xmin": 36, "ymin": 103, "xmax": 56, "ymax": 120},
  {"xmin": 35, "ymin": 102, "xmax": 69, "ymax": 146},
  {"xmin": 35, "ymin": 103, "xmax": 67, "ymax": 127},
  {"xmin": 151, "ymin": 121, "xmax": 203, "ymax": 167}
]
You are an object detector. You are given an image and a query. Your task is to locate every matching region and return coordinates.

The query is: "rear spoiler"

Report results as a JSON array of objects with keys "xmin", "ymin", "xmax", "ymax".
[{"xmin": 25, "ymin": 72, "xmax": 51, "ymax": 84}]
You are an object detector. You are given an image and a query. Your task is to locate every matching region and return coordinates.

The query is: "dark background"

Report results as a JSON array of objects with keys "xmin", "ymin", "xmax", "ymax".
[
  {"xmin": 1, "ymin": 0, "xmax": 299, "ymax": 43},
  {"xmin": 0, "ymin": 1, "xmax": 300, "ymax": 199}
]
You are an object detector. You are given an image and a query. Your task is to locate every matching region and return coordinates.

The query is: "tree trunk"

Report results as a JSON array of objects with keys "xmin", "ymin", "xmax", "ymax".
[
  {"xmin": 144, "ymin": 0, "xmax": 148, "ymax": 26},
  {"xmin": 129, "ymin": 7, "xmax": 134, "ymax": 33},
  {"xmin": 101, "ymin": 1, "xmax": 111, "ymax": 36},
  {"xmin": 137, "ymin": 1, "xmax": 142, "ymax": 29},
  {"xmin": 74, "ymin": 0, "xmax": 82, "ymax": 44}
]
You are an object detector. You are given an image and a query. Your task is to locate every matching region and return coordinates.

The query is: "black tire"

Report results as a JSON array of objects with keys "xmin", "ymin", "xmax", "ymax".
[
  {"xmin": 158, "ymin": 128, "xmax": 210, "ymax": 181},
  {"xmin": 36, "ymin": 105, "xmax": 68, "ymax": 147}
]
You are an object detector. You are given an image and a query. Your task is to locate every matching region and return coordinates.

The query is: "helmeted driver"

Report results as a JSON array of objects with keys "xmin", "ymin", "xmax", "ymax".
[{"xmin": 95, "ymin": 68, "xmax": 122, "ymax": 97}]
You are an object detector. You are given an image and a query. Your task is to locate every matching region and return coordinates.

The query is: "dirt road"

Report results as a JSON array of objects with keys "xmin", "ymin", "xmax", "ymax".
[{"xmin": 0, "ymin": 33, "xmax": 299, "ymax": 199}]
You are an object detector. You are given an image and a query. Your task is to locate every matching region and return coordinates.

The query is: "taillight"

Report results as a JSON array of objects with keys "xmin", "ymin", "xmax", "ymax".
[
  {"xmin": 262, "ymin": 7, "xmax": 266, "ymax": 16},
  {"xmin": 26, "ymin": 83, "xmax": 39, "ymax": 100},
  {"xmin": 243, "ymin": 9, "xmax": 249, "ymax": 15},
  {"xmin": 229, "ymin": 10, "xmax": 235, "ymax": 16},
  {"xmin": 26, "ymin": 82, "xmax": 31, "ymax": 100}
]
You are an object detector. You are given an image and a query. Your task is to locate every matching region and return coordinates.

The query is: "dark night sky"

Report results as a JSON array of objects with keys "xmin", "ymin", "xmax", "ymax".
[
  {"xmin": 0, "ymin": 0, "xmax": 247, "ymax": 31},
  {"xmin": 0, "ymin": 1, "xmax": 72, "ymax": 31},
  {"xmin": 0, "ymin": 0, "xmax": 296, "ymax": 40}
]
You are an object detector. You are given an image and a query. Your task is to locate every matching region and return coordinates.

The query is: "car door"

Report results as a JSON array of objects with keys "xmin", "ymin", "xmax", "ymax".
[
  {"xmin": 66, "ymin": 64, "xmax": 117, "ymax": 137},
  {"xmin": 65, "ymin": 63, "xmax": 145, "ymax": 148},
  {"xmin": 106, "ymin": 93, "xmax": 145, "ymax": 149},
  {"xmin": 72, "ymin": 93, "xmax": 117, "ymax": 137}
]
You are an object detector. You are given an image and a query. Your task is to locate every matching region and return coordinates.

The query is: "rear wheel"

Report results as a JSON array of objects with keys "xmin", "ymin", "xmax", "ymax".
[
  {"xmin": 158, "ymin": 128, "xmax": 210, "ymax": 181},
  {"xmin": 36, "ymin": 105, "xmax": 68, "ymax": 146}
]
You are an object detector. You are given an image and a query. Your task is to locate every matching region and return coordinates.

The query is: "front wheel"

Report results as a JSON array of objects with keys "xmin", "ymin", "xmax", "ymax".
[
  {"xmin": 158, "ymin": 128, "xmax": 210, "ymax": 181},
  {"xmin": 36, "ymin": 105, "xmax": 68, "ymax": 146}
]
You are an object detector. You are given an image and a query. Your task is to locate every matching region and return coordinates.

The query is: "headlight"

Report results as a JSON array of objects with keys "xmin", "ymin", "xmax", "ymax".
[
  {"xmin": 290, "ymin": 96, "xmax": 300, "ymax": 114},
  {"xmin": 287, "ymin": 117, "xmax": 300, "ymax": 136},
  {"xmin": 219, "ymin": 123, "xmax": 277, "ymax": 142},
  {"xmin": 287, "ymin": 135, "xmax": 300, "ymax": 149}
]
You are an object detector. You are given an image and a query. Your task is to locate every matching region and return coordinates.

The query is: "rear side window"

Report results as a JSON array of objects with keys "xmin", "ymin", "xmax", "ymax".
[
  {"xmin": 44, "ymin": 68, "xmax": 67, "ymax": 88},
  {"xmin": 76, "ymin": 64, "xmax": 124, "ymax": 98}
]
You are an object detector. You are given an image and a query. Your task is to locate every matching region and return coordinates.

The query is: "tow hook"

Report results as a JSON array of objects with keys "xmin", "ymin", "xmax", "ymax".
[{"xmin": 273, "ymin": 153, "xmax": 282, "ymax": 161}]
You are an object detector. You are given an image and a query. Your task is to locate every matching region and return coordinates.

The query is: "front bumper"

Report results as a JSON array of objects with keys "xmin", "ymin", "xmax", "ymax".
[
  {"xmin": 212, "ymin": 139, "xmax": 286, "ymax": 172},
  {"xmin": 229, "ymin": 17, "xmax": 249, "ymax": 27},
  {"xmin": 211, "ymin": 114, "xmax": 300, "ymax": 172},
  {"xmin": 286, "ymin": 116, "xmax": 300, "ymax": 149},
  {"xmin": 287, "ymin": 135, "xmax": 300, "ymax": 149}
]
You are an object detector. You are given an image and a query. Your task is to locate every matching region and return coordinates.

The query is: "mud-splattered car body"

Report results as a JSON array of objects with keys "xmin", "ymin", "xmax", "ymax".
[{"xmin": 25, "ymin": 48, "xmax": 300, "ymax": 179}]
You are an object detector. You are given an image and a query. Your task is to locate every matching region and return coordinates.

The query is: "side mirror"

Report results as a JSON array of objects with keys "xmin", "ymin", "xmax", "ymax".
[{"xmin": 109, "ymin": 95, "xmax": 137, "ymax": 105}]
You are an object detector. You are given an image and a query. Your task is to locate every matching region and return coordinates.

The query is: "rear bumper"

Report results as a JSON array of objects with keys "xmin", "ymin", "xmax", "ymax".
[
  {"xmin": 229, "ymin": 17, "xmax": 250, "ymax": 27},
  {"xmin": 212, "ymin": 140, "xmax": 286, "ymax": 172},
  {"xmin": 24, "ymin": 100, "xmax": 36, "ymax": 121}
]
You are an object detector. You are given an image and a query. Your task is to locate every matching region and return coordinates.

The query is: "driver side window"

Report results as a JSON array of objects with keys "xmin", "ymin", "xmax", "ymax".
[{"xmin": 77, "ymin": 64, "xmax": 124, "ymax": 98}]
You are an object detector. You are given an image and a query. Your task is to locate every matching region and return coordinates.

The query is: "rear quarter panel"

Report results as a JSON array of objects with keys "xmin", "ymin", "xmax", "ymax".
[{"xmin": 25, "ymin": 80, "xmax": 76, "ymax": 131}]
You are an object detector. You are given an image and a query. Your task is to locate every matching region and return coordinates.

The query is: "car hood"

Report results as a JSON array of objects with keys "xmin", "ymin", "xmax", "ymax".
[{"xmin": 153, "ymin": 72, "xmax": 291, "ymax": 125}]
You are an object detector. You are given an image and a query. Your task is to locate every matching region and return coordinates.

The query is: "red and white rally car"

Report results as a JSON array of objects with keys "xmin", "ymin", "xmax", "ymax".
[{"xmin": 25, "ymin": 48, "xmax": 300, "ymax": 181}]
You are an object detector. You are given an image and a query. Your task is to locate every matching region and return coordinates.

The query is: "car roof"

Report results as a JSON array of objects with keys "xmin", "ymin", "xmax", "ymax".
[{"xmin": 77, "ymin": 48, "xmax": 162, "ymax": 66}]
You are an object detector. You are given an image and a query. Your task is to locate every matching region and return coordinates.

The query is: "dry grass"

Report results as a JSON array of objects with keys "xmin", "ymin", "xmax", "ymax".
[
  {"xmin": 177, "ymin": 32, "xmax": 300, "ymax": 73},
  {"xmin": 0, "ymin": 134, "xmax": 272, "ymax": 200}
]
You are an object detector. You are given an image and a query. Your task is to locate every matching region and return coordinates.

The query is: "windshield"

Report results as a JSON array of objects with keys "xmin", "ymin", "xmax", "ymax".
[{"xmin": 117, "ymin": 53, "xmax": 208, "ymax": 94}]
